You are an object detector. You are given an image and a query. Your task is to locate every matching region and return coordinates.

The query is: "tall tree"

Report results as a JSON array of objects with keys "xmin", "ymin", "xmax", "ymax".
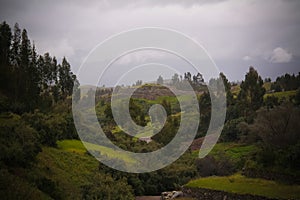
[
  {"xmin": 157, "ymin": 75, "xmax": 163, "ymax": 85},
  {"xmin": 10, "ymin": 23, "xmax": 21, "ymax": 68},
  {"xmin": 0, "ymin": 21, "xmax": 12, "ymax": 93},
  {"xmin": 43, "ymin": 52, "xmax": 52, "ymax": 90},
  {"xmin": 27, "ymin": 43, "xmax": 40, "ymax": 108},
  {"xmin": 238, "ymin": 67, "xmax": 265, "ymax": 117},
  {"xmin": 20, "ymin": 29, "xmax": 32, "ymax": 108},
  {"xmin": 59, "ymin": 57, "xmax": 74, "ymax": 98},
  {"xmin": 220, "ymin": 72, "xmax": 233, "ymax": 105},
  {"xmin": 20, "ymin": 29, "xmax": 31, "ymax": 69},
  {"xmin": 0, "ymin": 21, "xmax": 12, "ymax": 65}
]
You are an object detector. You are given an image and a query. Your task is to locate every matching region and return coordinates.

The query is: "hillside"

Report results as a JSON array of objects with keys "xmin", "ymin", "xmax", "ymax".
[
  {"xmin": 30, "ymin": 143, "xmax": 134, "ymax": 199},
  {"xmin": 185, "ymin": 174, "xmax": 300, "ymax": 199}
]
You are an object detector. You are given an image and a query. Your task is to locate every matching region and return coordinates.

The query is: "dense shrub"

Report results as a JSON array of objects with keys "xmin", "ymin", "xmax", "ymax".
[
  {"xmin": 220, "ymin": 117, "xmax": 245, "ymax": 142},
  {"xmin": 195, "ymin": 155, "xmax": 236, "ymax": 177},
  {"xmin": 0, "ymin": 113, "xmax": 41, "ymax": 167}
]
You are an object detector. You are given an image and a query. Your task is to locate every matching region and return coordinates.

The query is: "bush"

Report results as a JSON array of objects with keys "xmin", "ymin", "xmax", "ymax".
[
  {"xmin": 195, "ymin": 155, "xmax": 236, "ymax": 177},
  {"xmin": 220, "ymin": 117, "xmax": 245, "ymax": 142},
  {"xmin": 23, "ymin": 110, "xmax": 78, "ymax": 147},
  {"xmin": 0, "ymin": 113, "xmax": 41, "ymax": 167}
]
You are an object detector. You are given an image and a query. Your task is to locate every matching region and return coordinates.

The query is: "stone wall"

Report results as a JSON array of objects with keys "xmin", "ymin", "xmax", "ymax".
[{"xmin": 182, "ymin": 187, "xmax": 279, "ymax": 200}]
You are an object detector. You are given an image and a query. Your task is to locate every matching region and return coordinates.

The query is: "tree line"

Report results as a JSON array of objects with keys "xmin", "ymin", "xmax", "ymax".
[{"xmin": 0, "ymin": 21, "xmax": 80, "ymax": 113}]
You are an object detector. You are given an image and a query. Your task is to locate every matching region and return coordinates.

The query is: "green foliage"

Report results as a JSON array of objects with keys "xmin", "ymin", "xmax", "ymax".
[
  {"xmin": 194, "ymin": 143, "xmax": 257, "ymax": 173},
  {"xmin": 195, "ymin": 155, "xmax": 236, "ymax": 177},
  {"xmin": 152, "ymin": 116, "xmax": 179, "ymax": 145},
  {"xmin": 250, "ymin": 104, "xmax": 300, "ymax": 149},
  {"xmin": 244, "ymin": 104, "xmax": 300, "ymax": 180},
  {"xmin": 0, "ymin": 113, "xmax": 41, "ymax": 167},
  {"xmin": 57, "ymin": 139, "xmax": 136, "ymax": 163},
  {"xmin": 197, "ymin": 92, "xmax": 211, "ymax": 137},
  {"xmin": 32, "ymin": 146, "xmax": 134, "ymax": 199},
  {"xmin": 98, "ymin": 150, "xmax": 198, "ymax": 196},
  {"xmin": 23, "ymin": 109, "xmax": 78, "ymax": 147},
  {"xmin": 0, "ymin": 169, "xmax": 51, "ymax": 200},
  {"xmin": 264, "ymin": 95, "xmax": 279, "ymax": 108},
  {"xmin": 264, "ymin": 90, "xmax": 297, "ymax": 102},
  {"xmin": 238, "ymin": 66, "xmax": 265, "ymax": 118},
  {"xmin": 81, "ymin": 175, "xmax": 133, "ymax": 200},
  {"xmin": 220, "ymin": 117, "xmax": 245, "ymax": 142}
]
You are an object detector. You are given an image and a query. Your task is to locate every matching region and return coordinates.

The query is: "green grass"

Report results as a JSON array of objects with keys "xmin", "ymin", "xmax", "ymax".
[
  {"xmin": 34, "ymin": 146, "xmax": 99, "ymax": 199},
  {"xmin": 264, "ymin": 90, "xmax": 297, "ymax": 100},
  {"xmin": 192, "ymin": 142, "xmax": 257, "ymax": 161},
  {"xmin": 57, "ymin": 139, "xmax": 136, "ymax": 164},
  {"xmin": 186, "ymin": 174, "xmax": 300, "ymax": 199},
  {"xmin": 32, "ymin": 141, "xmax": 137, "ymax": 199},
  {"xmin": 210, "ymin": 143, "xmax": 257, "ymax": 160}
]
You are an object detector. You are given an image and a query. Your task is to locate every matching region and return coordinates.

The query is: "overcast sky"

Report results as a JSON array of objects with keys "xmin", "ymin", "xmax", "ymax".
[{"xmin": 1, "ymin": 0, "xmax": 300, "ymax": 85}]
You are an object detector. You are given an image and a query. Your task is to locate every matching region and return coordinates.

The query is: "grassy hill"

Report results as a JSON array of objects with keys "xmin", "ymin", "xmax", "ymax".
[
  {"xmin": 185, "ymin": 174, "xmax": 300, "ymax": 199},
  {"xmin": 30, "ymin": 141, "xmax": 134, "ymax": 199},
  {"xmin": 33, "ymin": 146, "xmax": 99, "ymax": 199},
  {"xmin": 57, "ymin": 139, "xmax": 136, "ymax": 164}
]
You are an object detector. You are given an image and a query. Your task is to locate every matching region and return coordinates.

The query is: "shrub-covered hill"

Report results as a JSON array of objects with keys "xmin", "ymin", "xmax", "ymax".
[{"xmin": 0, "ymin": 144, "xmax": 134, "ymax": 200}]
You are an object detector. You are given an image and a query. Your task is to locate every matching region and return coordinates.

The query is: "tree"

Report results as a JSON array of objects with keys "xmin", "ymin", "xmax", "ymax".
[
  {"xmin": 20, "ymin": 29, "xmax": 31, "ymax": 70},
  {"xmin": 135, "ymin": 80, "xmax": 142, "ymax": 86},
  {"xmin": 20, "ymin": 29, "xmax": 32, "ymax": 108},
  {"xmin": 157, "ymin": 75, "xmax": 164, "ymax": 85},
  {"xmin": 59, "ymin": 57, "xmax": 74, "ymax": 98},
  {"xmin": 220, "ymin": 72, "xmax": 233, "ymax": 104},
  {"xmin": 172, "ymin": 73, "xmax": 179, "ymax": 86},
  {"xmin": 0, "ymin": 21, "xmax": 12, "ymax": 65},
  {"xmin": 238, "ymin": 67, "xmax": 265, "ymax": 117},
  {"xmin": 197, "ymin": 92, "xmax": 211, "ymax": 137},
  {"xmin": 10, "ymin": 23, "xmax": 21, "ymax": 68},
  {"xmin": 220, "ymin": 117, "xmax": 244, "ymax": 142},
  {"xmin": 184, "ymin": 72, "xmax": 191, "ymax": 82},
  {"xmin": 249, "ymin": 104, "xmax": 300, "ymax": 149},
  {"xmin": 247, "ymin": 104, "xmax": 300, "ymax": 171},
  {"xmin": 24, "ymin": 42, "xmax": 40, "ymax": 109},
  {"xmin": 43, "ymin": 52, "xmax": 53, "ymax": 90},
  {"xmin": 0, "ymin": 21, "xmax": 12, "ymax": 93}
]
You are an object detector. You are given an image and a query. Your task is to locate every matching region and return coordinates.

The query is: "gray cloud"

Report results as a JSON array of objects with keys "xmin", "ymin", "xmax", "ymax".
[
  {"xmin": 1, "ymin": 0, "xmax": 300, "ymax": 84},
  {"xmin": 269, "ymin": 47, "xmax": 293, "ymax": 63}
]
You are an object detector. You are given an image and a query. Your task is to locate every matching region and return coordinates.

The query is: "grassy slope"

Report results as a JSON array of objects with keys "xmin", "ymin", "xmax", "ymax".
[
  {"xmin": 57, "ymin": 139, "xmax": 135, "ymax": 164},
  {"xmin": 34, "ymin": 146, "xmax": 99, "ymax": 199},
  {"xmin": 209, "ymin": 143, "xmax": 256, "ymax": 160},
  {"xmin": 32, "ymin": 139, "xmax": 138, "ymax": 199},
  {"xmin": 230, "ymin": 84, "xmax": 296, "ymax": 100},
  {"xmin": 264, "ymin": 90, "xmax": 297, "ymax": 100},
  {"xmin": 186, "ymin": 174, "xmax": 300, "ymax": 199},
  {"xmin": 189, "ymin": 143, "xmax": 300, "ymax": 199},
  {"xmin": 191, "ymin": 142, "xmax": 257, "ymax": 161}
]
